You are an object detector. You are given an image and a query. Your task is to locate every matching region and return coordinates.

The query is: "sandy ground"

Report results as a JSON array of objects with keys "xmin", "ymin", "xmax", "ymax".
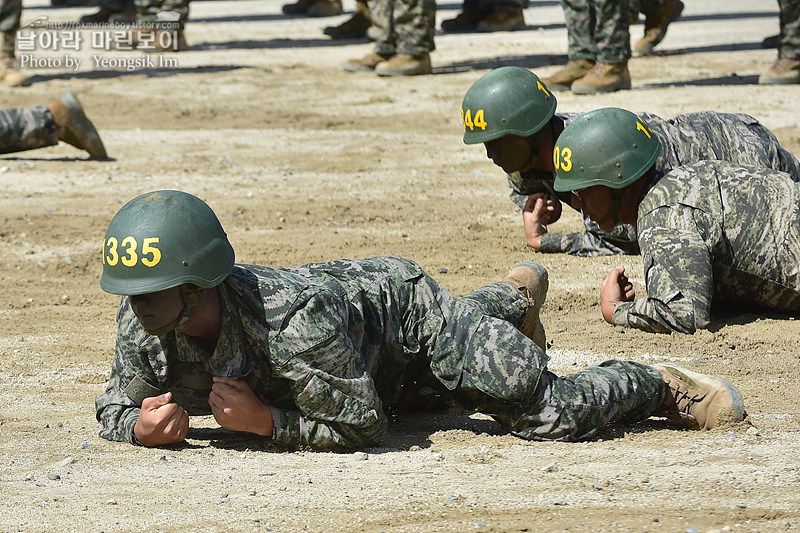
[{"xmin": 1, "ymin": 0, "xmax": 799, "ymax": 531}]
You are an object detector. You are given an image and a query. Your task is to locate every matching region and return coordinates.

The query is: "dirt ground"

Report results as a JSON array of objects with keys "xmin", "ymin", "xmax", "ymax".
[{"xmin": 1, "ymin": 0, "xmax": 799, "ymax": 531}]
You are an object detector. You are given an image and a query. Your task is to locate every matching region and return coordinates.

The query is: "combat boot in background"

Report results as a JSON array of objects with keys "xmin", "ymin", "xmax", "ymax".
[
  {"xmin": 1, "ymin": 31, "xmax": 30, "ymax": 87},
  {"xmin": 343, "ymin": 51, "xmax": 391, "ymax": 72},
  {"xmin": 283, "ymin": 0, "xmax": 343, "ymax": 17},
  {"xmin": 48, "ymin": 91, "xmax": 108, "ymax": 159},
  {"xmin": 652, "ymin": 364, "xmax": 745, "ymax": 429},
  {"xmin": 541, "ymin": 59, "xmax": 594, "ymax": 91},
  {"xmin": 503, "ymin": 261, "xmax": 549, "ymax": 351},
  {"xmin": 633, "ymin": 0, "xmax": 684, "ymax": 56},
  {"xmin": 374, "ymin": 53, "xmax": 432, "ymax": 76},
  {"xmin": 571, "ymin": 61, "xmax": 631, "ymax": 94},
  {"xmin": 324, "ymin": 0, "xmax": 371, "ymax": 39},
  {"xmin": 476, "ymin": 9, "xmax": 525, "ymax": 32},
  {"xmin": 759, "ymin": 58, "xmax": 800, "ymax": 85},
  {"xmin": 441, "ymin": 9, "xmax": 487, "ymax": 32}
]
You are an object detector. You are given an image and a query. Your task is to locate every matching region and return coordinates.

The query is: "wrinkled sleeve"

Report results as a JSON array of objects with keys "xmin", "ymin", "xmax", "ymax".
[
  {"xmin": 269, "ymin": 290, "xmax": 387, "ymax": 450},
  {"xmin": 540, "ymin": 224, "xmax": 640, "ymax": 256},
  {"xmin": 611, "ymin": 207, "xmax": 714, "ymax": 333},
  {"xmin": 95, "ymin": 302, "xmax": 163, "ymax": 445}
]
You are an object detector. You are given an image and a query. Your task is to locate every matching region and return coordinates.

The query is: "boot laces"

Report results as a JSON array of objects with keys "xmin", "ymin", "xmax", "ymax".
[{"xmin": 669, "ymin": 378, "xmax": 705, "ymax": 416}]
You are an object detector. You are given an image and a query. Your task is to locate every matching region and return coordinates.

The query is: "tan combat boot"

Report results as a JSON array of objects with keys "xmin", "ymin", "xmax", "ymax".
[
  {"xmin": 571, "ymin": 61, "xmax": 631, "ymax": 94},
  {"xmin": 1, "ymin": 31, "xmax": 31, "ymax": 87},
  {"xmin": 652, "ymin": 364, "xmax": 745, "ymax": 430},
  {"xmin": 343, "ymin": 51, "xmax": 391, "ymax": 72},
  {"xmin": 375, "ymin": 53, "xmax": 431, "ymax": 76},
  {"xmin": 324, "ymin": 1, "xmax": 371, "ymax": 39},
  {"xmin": 48, "ymin": 92, "xmax": 108, "ymax": 159},
  {"xmin": 503, "ymin": 261, "xmax": 548, "ymax": 351},
  {"xmin": 633, "ymin": 0, "xmax": 684, "ymax": 56},
  {"xmin": 758, "ymin": 58, "xmax": 800, "ymax": 85},
  {"xmin": 440, "ymin": 10, "xmax": 486, "ymax": 32},
  {"xmin": 283, "ymin": 0, "xmax": 342, "ymax": 16},
  {"xmin": 541, "ymin": 59, "xmax": 595, "ymax": 91},
  {"xmin": 476, "ymin": 9, "xmax": 525, "ymax": 32}
]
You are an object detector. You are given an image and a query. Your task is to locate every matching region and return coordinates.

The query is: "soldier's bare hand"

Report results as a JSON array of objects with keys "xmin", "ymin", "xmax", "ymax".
[
  {"xmin": 600, "ymin": 266, "xmax": 635, "ymax": 323},
  {"xmin": 523, "ymin": 193, "xmax": 563, "ymax": 250},
  {"xmin": 134, "ymin": 392, "xmax": 189, "ymax": 447},
  {"xmin": 210, "ymin": 377, "xmax": 273, "ymax": 437}
]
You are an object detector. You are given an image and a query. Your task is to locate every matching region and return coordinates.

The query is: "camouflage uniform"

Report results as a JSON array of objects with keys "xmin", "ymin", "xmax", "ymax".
[
  {"xmin": 560, "ymin": 0, "xmax": 631, "ymax": 64},
  {"xmin": 371, "ymin": 0, "xmax": 436, "ymax": 57},
  {"xmin": 96, "ymin": 256, "xmax": 666, "ymax": 449},
  {"xmin": 779, "ymin": 0, "xmax": 800, "ymax": 60},
  {"xmin": 612, "ymin": 160, "xmax": 800, "ymax": 334},
  {"xmin": 0, "ymin": 0, "xmax": 20, "ymax": 33},
  {"xmin": 509, "ymin": 111, "xmax": 800, "ymax": 256},
  {"xmin": 0, "ymin": 107, "xmax": 60, "ymax": 154}
]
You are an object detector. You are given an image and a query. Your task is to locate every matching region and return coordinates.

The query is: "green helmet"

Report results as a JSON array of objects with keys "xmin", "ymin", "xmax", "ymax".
[
  {"xmin": 461, "ymin": 66, "xmax": 557, "ymax": 145},
  {"xmin": 553, "ymin": 107, "xmax": 662, "ymax": 192},
  {"xmin": 100, "ymin": 190, "xmax": 235, "ymax": 296}
]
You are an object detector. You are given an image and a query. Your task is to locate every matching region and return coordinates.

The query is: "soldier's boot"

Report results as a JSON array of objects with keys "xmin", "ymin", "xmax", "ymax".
[
  {"xmin": 343, "ymin": 51, "xmax": 392, "ymax": 72},
  {"xmin": 476, "ymin": 9, "xmax": 525, "ymax": 32},
  {"xmin": 440, "ymin": 10, "xmax": 486, "ymax": 32},
  {"xmin": 48, "ymin": 92, "xmax": 108, "ymax": 159},
  {"xmin": 323, "ymin": 1, "xmax": 371, "ymax": 39},
  {"xmin": 375, "ymin": 52, "xmax": 432, "ymax": 76},
  {"xmin": 762, "ymin": 34, "xmax": 779, "ymax": 49},
  {"xmin": 758, "ymin": 58, "xmax": 800, "ymax": 85},
  {"xmin": 283, "ymin": 0, "xmax": 342, "ymax": 16},
  {"xmin": 571, "ymin": 61, "xmax": 631, "ymax": 94},
  {"xmin": 652, "ymin": 364, "xmax": 745, "ymax": 430},
  {"xmin": 0, "ymin": 31, "xmax": 31, "ymax": 87},
  {"xmin": 503, "ymin": 261, "xmax": 548, "ymax": 351},
  {"xmin": 633, "ymin": 0, "xmax": 684, "ymax": 56},
  {"xmin": 540, "ymin": 59, "xmax": 595, "ymax": 91},
  {"xmin": 80, "ymin": 5, "xmax": 136, "ymax": 23}
]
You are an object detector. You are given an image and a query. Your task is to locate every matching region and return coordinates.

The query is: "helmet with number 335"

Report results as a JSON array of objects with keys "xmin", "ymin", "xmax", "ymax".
[
  {"xmin": 553, "ymin": 107, "xmax": 662, "ymax": 193},
  {"xmin": 100, "ymin": 190, "xmax": 235, "ymax": 296},
  {"xmin": 461, "ymin": 66, "xmax": 558, "ymax": 145}
]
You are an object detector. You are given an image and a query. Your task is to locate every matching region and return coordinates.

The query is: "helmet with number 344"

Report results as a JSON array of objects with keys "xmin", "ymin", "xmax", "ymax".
[
  {"xmin": 100, "ymin": 190, "xmax": 235, "ymax": 296},
  {"xmin": 461, "ymin": 66, "xmax": 558, "ymax": 145},
  {"xmin": 553, "ymin": 107, "xmax": 662, "ymax": 193}
]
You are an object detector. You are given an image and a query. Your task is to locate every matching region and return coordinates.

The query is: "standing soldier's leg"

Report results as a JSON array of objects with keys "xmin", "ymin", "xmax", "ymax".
[
  {"xmin": 134, "ymin": 0, "xmax": 189, "ymax": 51},
  {"xmin": 632, "ymin": 0, "xmax": 684, "ymax": 56},
  {"xmin": 571, "ymin": 0, "xmax": 632, "ymax": 94},
  {"xmin": 0, "ymin": 0, "xmax": 29, "ymax": 87},
  {"xmin": 373, "ymin": 0, "xmax": 434, "ymax": 76},
  {"xmin": 760, "ymin": 0, "xmax": 800, "ymax": 84},
  {"xmin": 343, "ymin": 0, "xmax": 397, "ymax": 71},
  {"xmin": 541, "ymin": 0, "xmax": 597, "ymax": 91}
]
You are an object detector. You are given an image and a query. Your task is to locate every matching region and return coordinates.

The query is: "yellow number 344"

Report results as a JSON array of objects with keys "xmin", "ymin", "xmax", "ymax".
[{"xmin": 103, "ymin": 236, "xmax": 162, "ymax": 268}]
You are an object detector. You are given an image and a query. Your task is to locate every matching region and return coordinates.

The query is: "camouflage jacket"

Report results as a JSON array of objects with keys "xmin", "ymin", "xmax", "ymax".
[
  {"xmin": 611, "ymin": 160, "xmax": 800, "ymax": 334},
  {"xmin": 508, "ymin": 111, "xmax": 800, "ymax": 257}
]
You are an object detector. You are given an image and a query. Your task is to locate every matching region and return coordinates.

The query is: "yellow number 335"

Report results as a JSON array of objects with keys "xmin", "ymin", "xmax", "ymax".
[{"xmin": 103, "ymin": 236, "xmax": 162, "ymax": 268}]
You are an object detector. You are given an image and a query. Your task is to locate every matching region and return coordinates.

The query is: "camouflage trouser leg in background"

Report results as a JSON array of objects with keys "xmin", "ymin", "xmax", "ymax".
[
  {"xmin": 418, "ymin": 272, "xmax": 666, "ymax": 441},
  {"xmin": 372, "ymin": 0, "xmax": 436, "ymax": 57},
  {"xmin": 560, "ymin": 0, "xmax": 631, "ymax": 63},
  {"xmin": 135, "ymin": 0, "xmax": 190, "ymax": 26},
  {"xmin": 779, "ymin": 0, "xmax": 800, "ymax": 60},
  {"xmin": 0, "ymin": 0, "xmax": 21, "ymax": 32},
  {"xmin": 0, "ymin": 107, "xmax": 60, "ymax": 154}
]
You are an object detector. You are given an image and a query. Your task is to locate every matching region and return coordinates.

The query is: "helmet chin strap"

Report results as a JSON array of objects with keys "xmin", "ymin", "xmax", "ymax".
[
  {"xmin": 142, "ymin": 285, "xmax": 205, "ymax": 336},
  {"xmin": 592, "ymin": 189, "xmax": 625, "ymax": 227}
]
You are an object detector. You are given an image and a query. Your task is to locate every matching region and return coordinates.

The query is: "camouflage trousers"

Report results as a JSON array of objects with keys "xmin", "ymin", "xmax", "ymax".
[
  {"xmin": 0, "ymin": 106, "xmax": 60, "ymax": 154},
  {"xmin": 395, "ymin": 257, "xmax": 665, "ymax": 441},
  {"xmin": 371, "ymin": 0, "xmax": 436, "ymax": 57},
  {"xmin": 779, "ymin": 0, "xmax": 800, "ymax": 60},
  {"xmin": 0, "ymin": 0, "xmax": 21, "ymax": 33},
  {"xmin": 560, "ymin": 0, "xmax": 631, "ymax": 63}
]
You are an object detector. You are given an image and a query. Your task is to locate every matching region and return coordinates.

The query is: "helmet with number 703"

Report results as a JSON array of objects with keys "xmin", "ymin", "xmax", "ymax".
[
  {"xmin": 461, "ymin": 66, "xmax": 557, "ymax": 145},
  {"xmin": 100, "ymin": 190, "xmax": 235, "ymax": 296},
  {"xmin": 553, "ymin": 107, "xmax": 662, "ymax": 192}
]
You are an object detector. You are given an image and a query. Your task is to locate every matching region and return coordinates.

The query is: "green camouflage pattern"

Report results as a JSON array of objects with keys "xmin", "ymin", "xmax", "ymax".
[
  {"xmin": 371, "ymin": 0, "xmax": 436, "ymax": 57},
  {"xmin": 509, "ymin": 111, "xmax": 800, "ymax": 256},
  {"xmin": 779, "ymin": 0, "xmax": 800, "ymax": 60},
  {"xmin": 612, "ymin": 161, "xmax": 800, "ymax": 333},
  {"xmin": 96, "ymin": 256, "xmax": 666, "ymax": 449},
  {"xmin": 560, "ymin": 0, "xmax": 631, "ymax": 64},
  {"xmin": 0, "ymin": 106, "xmax": 60, "ymax": 154}
]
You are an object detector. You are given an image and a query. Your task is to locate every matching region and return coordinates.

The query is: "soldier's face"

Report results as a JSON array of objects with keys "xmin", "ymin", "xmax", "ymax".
[
  {"xmin": 484, "ymin": 135, "xmax": 532, "ymax": 173},
  {"xmin": 571, "ymin": 186, "xmax": 616, "ymax": 230},
  {"xmin": 129, "ymin": 287, "xmax": 184, "ymax": 332}
]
